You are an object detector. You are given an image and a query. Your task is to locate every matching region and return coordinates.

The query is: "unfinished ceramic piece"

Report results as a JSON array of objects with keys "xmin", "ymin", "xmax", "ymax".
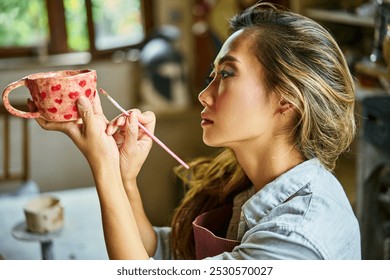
[
  {"xmin": 2, "ymin": 69, "xmax": 96, "ymax": 122},
  {"xmin": 24, "ymin": 195, "xmax": 64, "ymax": 234}
]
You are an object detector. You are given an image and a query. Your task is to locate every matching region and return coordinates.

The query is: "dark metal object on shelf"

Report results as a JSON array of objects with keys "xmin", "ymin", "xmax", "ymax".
[
  {"xmin": 357, "ymin": 95, "xmax": 390, "ymax": 259},
  {"xmin": 369, "ymin": 0, "xmax": 390, "ymax": 65},
  {"xmin": 362, "ymin": 96, "xmax": 390, "ymax": 155}
]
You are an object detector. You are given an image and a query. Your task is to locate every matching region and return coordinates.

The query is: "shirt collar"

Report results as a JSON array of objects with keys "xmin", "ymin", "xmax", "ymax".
[{"xmin": 242, "ymin": 158, "xmax": 321, "ymax": 222}]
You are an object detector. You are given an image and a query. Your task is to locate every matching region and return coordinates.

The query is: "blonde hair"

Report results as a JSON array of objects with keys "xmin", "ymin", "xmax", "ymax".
[{"xmin": 171, "ymin": 2, "xmax": 356, "ymax": 259}]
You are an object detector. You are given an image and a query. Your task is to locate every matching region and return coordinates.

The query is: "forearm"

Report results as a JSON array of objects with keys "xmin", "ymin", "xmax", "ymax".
[
  {"xmin": 91, "ymin": 163, "xmax": 149, "ymax": 259},
  {"xmin": 122, "ymin": 179, "xmax": 158, "ymax": 257}
]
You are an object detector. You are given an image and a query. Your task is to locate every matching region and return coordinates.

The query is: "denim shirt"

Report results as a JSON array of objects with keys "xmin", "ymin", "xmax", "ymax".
[{"xmin": 153, "ymin": 158, "xmax": 361, "ymax": 260}]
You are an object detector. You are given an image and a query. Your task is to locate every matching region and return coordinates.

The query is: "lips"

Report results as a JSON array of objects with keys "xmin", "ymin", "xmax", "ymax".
[
  {"xmin": 201, "ymin": 119, "xmax": 214, "ymax": 126},
  {"xmin": 201, "ymin": 112, "xmax": 214, "ymax": 126}
]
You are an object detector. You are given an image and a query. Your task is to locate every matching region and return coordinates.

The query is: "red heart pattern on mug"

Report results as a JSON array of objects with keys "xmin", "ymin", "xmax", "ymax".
[
  {"xmin": 79, "ymin": 80, "xmax": 87, "ymax": 87},
  {"xmin": 85, "ymin": 88, "xmax": 92, "ymax": 97},
  {"xmin": 68, "ymin": 92, "xmax": 79, "ymax": 99},
  {"xmin": 39, "ymin": 92, "xmax": 47, "ymax": 100},
  {"xmin": 2, "ymin": 69, "xmax": 96, "ymax": 121},
  {"xmin": 48, "ymin": 107, "xmax": 58, "ymax": 113},
  {"xmin": 51, "ymin": 84, "xmax": 61, "ymax": 91}
]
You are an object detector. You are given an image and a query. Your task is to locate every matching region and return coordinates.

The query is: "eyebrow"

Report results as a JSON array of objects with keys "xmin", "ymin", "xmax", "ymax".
[{"xmin": 211, "ymin": 54, "xmax": 240, "ymax": 69}]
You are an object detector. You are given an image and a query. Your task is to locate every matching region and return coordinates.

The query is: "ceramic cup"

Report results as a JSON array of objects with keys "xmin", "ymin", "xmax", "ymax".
[
  {"xmin": 24, "ymin": 195, "xmax": 64, "ymax": 234},
  {"xmin": 2, "ymin": 69, "xmax": 96, "ymax": 121}
]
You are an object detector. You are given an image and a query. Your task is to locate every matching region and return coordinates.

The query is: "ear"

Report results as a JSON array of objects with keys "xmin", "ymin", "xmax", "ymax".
[{"xmin": 278, "ymin": 99, "xmax": 294, "ymax": 115}]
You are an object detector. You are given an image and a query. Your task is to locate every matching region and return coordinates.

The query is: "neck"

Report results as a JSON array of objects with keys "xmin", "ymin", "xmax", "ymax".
[{"xmin": 232, "ymin": 141, "xmax": 304, "ymax": 192}]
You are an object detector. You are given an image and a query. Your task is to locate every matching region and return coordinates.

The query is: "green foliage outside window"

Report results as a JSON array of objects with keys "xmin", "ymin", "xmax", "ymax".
[
  {"xmin": 64, "ymin": 0, "xmax": 89, "ymax": 51},
  {"xmin": 91, "ymin": 0, "xmax": 144, "ymax": 50},
  {"xmin": 0, "ymin": 0, "xmax": 143, "ymax": 53},
  {"xmin": 0, "ymin": 0, "xmax": 48, "ymax": 47}
]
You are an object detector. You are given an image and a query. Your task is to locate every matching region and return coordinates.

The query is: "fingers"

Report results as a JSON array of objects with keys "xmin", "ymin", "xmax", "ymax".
[
  {"xmin": 28, "ymin": 96, "xmax": 95, "ymax": 131},
  {"xmin": 136, "ymin": 111, "xmax": 156, "ymax": 135},
  {"xmin": 105, "ymin": 115, "xmax": 125, "ymax": 136},
  {"xmin": 77, "ymin": 96, "xmax": 95, "ymax": 134},
  {"xmin": 27, "ymin": 98, "xmax": 37, "ymax": 112},
  {"xmin": 27, "ymin": 98, "xmax": 71, "ymax": 132},
  {"xmin": 106, "ymin": 109, "xmax": 137, "ymax": 136},
  {"xmin": 106, "ymin": 109, "xmax": 156, "ymax": 145},
  {"xmin": 125, "ymin": 111, "xmax": 139, "ymax": 144}
]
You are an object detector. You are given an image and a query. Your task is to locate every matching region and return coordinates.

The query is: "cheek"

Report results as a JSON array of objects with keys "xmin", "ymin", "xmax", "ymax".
[
  {"xmin": 219, "ymin": 98, "xmax": 261, "ymax": 138},
  {"xmin": 234, "ymin": 95, "xmax": 276, "ymax": 132}
]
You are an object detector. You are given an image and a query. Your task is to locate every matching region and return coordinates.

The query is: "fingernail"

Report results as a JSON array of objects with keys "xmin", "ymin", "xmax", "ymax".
[
  {"xmin": 77, "ymin": 96, "xmax": 89, "ymax": 109},
  {"xmin": 106, "ymin": 125, "xmax": 113, "ymax": 135}
]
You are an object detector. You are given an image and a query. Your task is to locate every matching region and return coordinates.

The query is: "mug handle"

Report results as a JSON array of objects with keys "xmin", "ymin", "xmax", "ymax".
[{"xmin": 2, "ymin": 79, "xmax": 41, "ymax": 119}]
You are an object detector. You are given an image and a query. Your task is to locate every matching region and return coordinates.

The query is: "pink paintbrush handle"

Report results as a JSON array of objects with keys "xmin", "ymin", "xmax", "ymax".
[{"xmin": 137, "ymin": 122, "xmax": 189, "ymax": 169}]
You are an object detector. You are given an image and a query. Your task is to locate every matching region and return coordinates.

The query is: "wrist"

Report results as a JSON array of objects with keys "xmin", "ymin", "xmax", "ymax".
[
  {"xmin": 122, "ymin": 178, "xmax": 143, "ymax": 202},
  {"xmin": 91, "ymin": 161, "xmax": 122, "ymax": 188},
  {"xmin": 119, "ymin": 167, "xmax": 138, "ymax": 190},
  {"xmin": 122, "ymin": 178, "xmax": 139, "ymax": 194}
]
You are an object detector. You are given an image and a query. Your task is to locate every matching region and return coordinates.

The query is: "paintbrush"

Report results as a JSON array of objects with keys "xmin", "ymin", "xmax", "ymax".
[{"xmin": 99, "ymin": 88, "xmax": 189, "ymax": 169}]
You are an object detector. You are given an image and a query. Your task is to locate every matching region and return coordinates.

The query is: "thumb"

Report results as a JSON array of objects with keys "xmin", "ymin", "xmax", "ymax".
[{"xmin": 77, "ymin": 96, "xmax": 95, "ymax": 130}]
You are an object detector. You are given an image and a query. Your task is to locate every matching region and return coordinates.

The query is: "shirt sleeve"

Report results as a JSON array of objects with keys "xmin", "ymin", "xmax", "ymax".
[{"xmin": 152, "ymin": 226, "xmax": 174, "ymax": 260}]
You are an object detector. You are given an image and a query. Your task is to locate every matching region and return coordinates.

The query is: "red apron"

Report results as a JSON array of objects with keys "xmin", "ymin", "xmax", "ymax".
[{"xmin": 192, "ymin": 204, "xmax": 240, "ymax": 259}]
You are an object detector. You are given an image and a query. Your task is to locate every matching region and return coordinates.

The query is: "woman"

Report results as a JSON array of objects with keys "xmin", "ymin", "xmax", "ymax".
[{"xmin": 31, "ymin": 2, "xmax": 361, "ymax": 259}]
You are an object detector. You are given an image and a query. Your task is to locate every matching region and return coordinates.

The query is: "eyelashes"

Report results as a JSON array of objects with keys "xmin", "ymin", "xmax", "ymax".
[
  {"xmin": 204, "ymin": 70, "xmax": 235, "ymax": 86},
  {"xmin": 219, "ymin": 69, "xmax": 234, "ymax": 79}
]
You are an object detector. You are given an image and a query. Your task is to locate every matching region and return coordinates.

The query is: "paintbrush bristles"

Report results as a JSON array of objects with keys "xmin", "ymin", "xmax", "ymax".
[{"xmin": 99, "ymin": 88, "xmax": 129, "ymax": 116}]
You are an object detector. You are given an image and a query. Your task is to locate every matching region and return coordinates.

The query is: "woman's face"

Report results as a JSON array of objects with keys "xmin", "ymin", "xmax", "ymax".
[{"xmin": 198, "ymin": 29, "xmax": 282, "ymax": 149}]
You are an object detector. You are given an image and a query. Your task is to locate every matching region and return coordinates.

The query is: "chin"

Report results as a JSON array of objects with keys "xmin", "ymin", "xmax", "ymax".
[{"xmin": 202, "ymin": 136, "xmax": 224, "ymax": 148}]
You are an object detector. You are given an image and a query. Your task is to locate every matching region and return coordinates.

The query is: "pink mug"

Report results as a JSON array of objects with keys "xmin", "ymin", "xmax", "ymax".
[{"xmin": 2, "ymin": 69, "xmax": 96, "ymax": 121}]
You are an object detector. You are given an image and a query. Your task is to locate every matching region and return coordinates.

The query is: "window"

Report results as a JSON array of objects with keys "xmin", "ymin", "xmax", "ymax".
[
  {"xmin": 0, "ymin": 0, "xmax": 153, "ymax": 59},
  {"xmin": 90, "ymin": 0, "xmax": 145, "ymax": 51},
  {"xmin": 0, "ymin": 0, "xmax": 48, "ymax": 57}
]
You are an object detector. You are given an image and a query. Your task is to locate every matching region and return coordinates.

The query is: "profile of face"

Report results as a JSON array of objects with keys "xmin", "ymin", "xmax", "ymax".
[{"xmin": 198, "ymin": 29, "xmax": 286, "ymax": 149}]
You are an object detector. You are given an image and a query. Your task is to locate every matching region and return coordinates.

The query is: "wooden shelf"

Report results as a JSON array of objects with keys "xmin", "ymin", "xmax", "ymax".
[
  {"xmin": 304, "ymin": 8, "xmax": 374, "ymax": 27},
  {"xmin": 355, "ymin": 60, "xmax": 390, "ymax": 77}
]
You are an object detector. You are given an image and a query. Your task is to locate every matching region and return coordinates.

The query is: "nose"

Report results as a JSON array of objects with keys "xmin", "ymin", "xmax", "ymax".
[{"xmin": 198, "ymin": 84, "xmax": 212, "ymax": 107}]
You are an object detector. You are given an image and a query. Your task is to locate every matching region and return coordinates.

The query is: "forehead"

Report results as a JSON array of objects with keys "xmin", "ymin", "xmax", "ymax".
[{"xmin": 215, "ymin": 29, "xmax": 254, "ymax": 64}]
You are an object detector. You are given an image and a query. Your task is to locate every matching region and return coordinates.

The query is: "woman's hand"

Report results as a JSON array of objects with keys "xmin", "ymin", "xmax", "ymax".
[
  {"xmin": 29, "ymin": 94, "xmax": 151, "ymax": 259},
  {"xmin": 106, "ymin": 109, "xmax": 155, "ymax": 185},
  {"xmin": 28, "ymin": 94, "xmax": 120, "ymax": 168}
]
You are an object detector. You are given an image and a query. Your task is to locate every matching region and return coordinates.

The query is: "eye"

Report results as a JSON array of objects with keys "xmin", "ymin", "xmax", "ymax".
[
  {"xmin": 204, "ymin": 68, "xmax": 234, "ymax": 86},
  {"xmin": 218, "ymin": 69, "xmax": 234, "ymax": 79}
]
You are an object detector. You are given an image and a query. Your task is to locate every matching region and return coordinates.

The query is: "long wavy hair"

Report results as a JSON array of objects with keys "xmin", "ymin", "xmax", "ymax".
[{"xmin": 171, "ymin": 2, "xmax": 356, "ymax": 259}]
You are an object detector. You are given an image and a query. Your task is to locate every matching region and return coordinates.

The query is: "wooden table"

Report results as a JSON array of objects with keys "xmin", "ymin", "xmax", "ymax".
[{"xmin": 0, "ymin": 187, "xmax": 108, "ymax": 260}]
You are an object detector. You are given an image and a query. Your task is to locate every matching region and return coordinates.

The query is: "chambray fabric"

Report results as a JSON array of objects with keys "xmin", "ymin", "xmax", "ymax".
[{"xmin": 153, "ymin": 158, "xmax": 361, "ymax": 260}]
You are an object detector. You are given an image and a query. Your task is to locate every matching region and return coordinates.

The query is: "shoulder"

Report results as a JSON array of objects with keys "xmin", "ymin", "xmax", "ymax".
[{"xmin": 240, "ymin": 158, "xmax": 361, "ymax": 259}]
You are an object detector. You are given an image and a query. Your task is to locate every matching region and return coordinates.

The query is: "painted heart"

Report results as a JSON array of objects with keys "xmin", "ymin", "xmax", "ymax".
[
  {"xmin": 68, "ymin": 92, "xmax": 79, "ymax": 99},
  {"xmin": 48, "ymin": 107, "xmax": 58, "ymax": 113},
  {"xmin": 51, "ymin": 84, "xmax": 61, "ymax": 91},
  {"xmin": 79, "ymin": 80, "xmax": 87, "ymax": 87},
  {"xmin": 85, "ymin": 88, "xmax": 92, "ymax": 97},
  {"xmin": 39, "ymin": 92, "xmax": 47, "ymax": 100},
  {"xmin": 54, "ymin": 99, "xmax": 63, "ymax": 104},
  {"xmin": 63, "ymin": 114, "xmax": 73, "ymax": 120},
  {"xmin": 72, "ymin": 105, "xmax": 78, "ymax": 112}
]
